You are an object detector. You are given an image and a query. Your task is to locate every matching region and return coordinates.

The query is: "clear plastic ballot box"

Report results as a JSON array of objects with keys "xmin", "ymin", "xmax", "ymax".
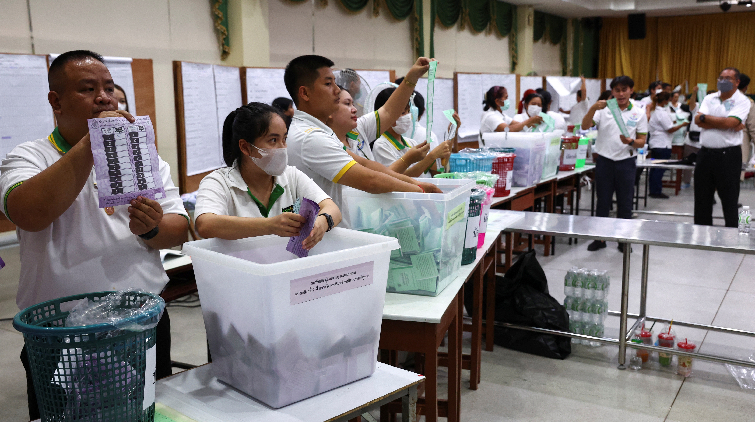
[
  {"xmin": 342, "ymin": 178, "xmax": 474, "ymax": 297},
  {"xmin": 182, "ymin": 228, "xmax": 399, "ymax": 408}
]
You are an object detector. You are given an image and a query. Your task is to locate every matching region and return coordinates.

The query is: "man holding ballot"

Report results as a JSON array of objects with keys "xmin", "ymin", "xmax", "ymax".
[
  {"xmin": 582, "ymin": 76, "xmax": 648, "ymax": 252},
  {"xmin": 0, "ymin": 50, "xmax": 188, "ymax": 419}
]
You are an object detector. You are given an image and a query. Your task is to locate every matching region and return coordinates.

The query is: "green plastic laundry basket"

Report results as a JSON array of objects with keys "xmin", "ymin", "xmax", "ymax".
[{"xmin": 13, "ymin": 291, "xmax": 163, "ymax": 422}]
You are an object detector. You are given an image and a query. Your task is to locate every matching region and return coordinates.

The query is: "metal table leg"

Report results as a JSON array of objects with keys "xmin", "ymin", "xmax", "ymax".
[
  {"xmin": 402, "ymin": 385, "xmax": 418, "ymax": 422},
  {"xmin": 640, "ymin": 245, "xmax": 650, "ymax": 318},
  {"xmin": 618, "ymin": 242, "xmax": 632, "ymax": 369}
]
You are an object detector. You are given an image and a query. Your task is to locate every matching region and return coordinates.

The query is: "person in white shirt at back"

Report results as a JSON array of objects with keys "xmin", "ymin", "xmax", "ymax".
[
  {"xmin": 647, "ymin": 91, "xmax": 688, "ymax": 198},
  {"xmin": 562, "ymin": 77, "xmax": 589, "ymax": 128},
  {"xmin": 536, "ymin": 88, "xmax": 567, "ymax": 132},
  {"xmin": 479, "ymin": 86, "xmax": 541, "ymax": 141},
  {"xmin": 694, "ymin": 67, "xmax": 751, "ymax": 227}
]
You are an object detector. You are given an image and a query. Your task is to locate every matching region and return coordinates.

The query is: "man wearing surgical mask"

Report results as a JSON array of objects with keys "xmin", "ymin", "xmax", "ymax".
[
  {"xmin": 371, "ymin": 87, "xmax": 452, "ymax": 178},
  {"xmin": 693, "ymin": 67, "xmax": 751, "ymax": 227}
]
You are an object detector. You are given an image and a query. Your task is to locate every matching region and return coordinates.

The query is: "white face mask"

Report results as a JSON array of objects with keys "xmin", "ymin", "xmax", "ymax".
[
  {"xmin": 117, "ymin": 102, "xmax": 127, "ymax": 111},
  {"xmin": 655, "ymin": 88, "xmax": 663, "ymax": 95},
  {"xmin": 393, "ymin": 113, "xmax": 413, "ymax": 135},
  {"xmin": 249, "ymin": 144, "xmax": 287, "ymax": 176},
  {"xmin": 527, "ymin": 105, "xmax": 542, "ymax": 118}
]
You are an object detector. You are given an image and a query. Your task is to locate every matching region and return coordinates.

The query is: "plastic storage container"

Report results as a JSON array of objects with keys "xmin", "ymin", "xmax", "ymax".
[
  {"xmin": 462, "ymin": 188, "xmax": 486, "ymax": 265},
  {"xmin": 13, "ymin": 291, "xmax": 163, "ymax": 421},
  {"xmin": 576, "ymin": 137, "xmax": 589, "ymax": 168},
  {"xmin": 477, "ymin": 186, "xmax": 495, "ymax": 248},
  {"xmin": 491, "ymin": 152, "xmax": 516, "ymax": 197},
  {"xmin": 448, "ymin": 152, "xmax": 495, "ymax": 173},
  {"xmin": 560, "ymin": 136, "xmax": 580, "ymax": 171},
  {"xmin": 433, "ymin": 171, "xmax": 498, "ymax": 188},
  {"xmin": 483, "ymin": 132, "xmax": 547, "ymax": 187},
  {"xmin": 542, "ymin": 130, "xmax": 565, "ymax": 179},
  {"xmin": 343, "ymin": 179, "xmax": 474, "ymax": 297},
  {"xmin": 182, "ymin": 229, "xmax": 399, "ymax": 408}
]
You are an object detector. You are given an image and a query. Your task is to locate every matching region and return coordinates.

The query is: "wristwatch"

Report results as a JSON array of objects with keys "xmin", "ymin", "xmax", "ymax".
[
  {"xmin": 699, "ymin": 114, "xmax": 706, "ymax": 123},
  {"xmin": 628, "ymin": 140, "xmax": 635, "ymax": 147},
  {"xmin": 319, "ymin": 213, "xmax": 334, "ymax": 232}
]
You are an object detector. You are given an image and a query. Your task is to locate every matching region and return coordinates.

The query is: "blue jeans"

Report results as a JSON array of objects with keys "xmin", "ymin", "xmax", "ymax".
[{"xmin": 649, "ymin": 148, "xmax": 672, "ymax": 195}]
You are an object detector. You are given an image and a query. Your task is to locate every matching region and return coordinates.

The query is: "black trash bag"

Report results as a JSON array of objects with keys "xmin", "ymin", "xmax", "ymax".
[{"xmin": 466, "ymin": 249, "xmax": 571, "ymax": 359}]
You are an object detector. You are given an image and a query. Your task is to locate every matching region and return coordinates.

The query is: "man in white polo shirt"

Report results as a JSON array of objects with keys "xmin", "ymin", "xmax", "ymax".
[
  {"xmin": 0, "ymin": 50, "xmax": 189, "ymax": 419},
  {"xmin": 694, "ymin": 67, "xmax": 751, "ymax": 227},
  {"xmin": 283, "ymin": 55, "xmax": 440, "ymax": 228},
  {"xmin": 582, "ymin": 76, "xmax": 648, "ymax": 252}
]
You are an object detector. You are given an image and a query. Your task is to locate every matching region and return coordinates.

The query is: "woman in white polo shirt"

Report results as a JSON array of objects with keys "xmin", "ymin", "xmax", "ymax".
[
  {"xmin": 195, "ymin": 102, "xmax": 341, "ymax": 249},
  {"xmin": 512, "ymin": 92, "xmax": 545, "ymax": 131},
  {"xmin": 647, "ymin": 92, "xmax": 688, "ymax": 198},
  {"xmin": 479, "ymin": 86, "xmax": 540, "ymax": 136}
]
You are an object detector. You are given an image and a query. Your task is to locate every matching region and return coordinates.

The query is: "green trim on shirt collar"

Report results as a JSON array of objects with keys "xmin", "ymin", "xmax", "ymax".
[
  {"xmin": 247, "ymin": 184, "xmax": 285, "ymax": 218},
  {"xmin": 346, "ymin": 131, "xmax": 359, "ymax": 141},
  {"xmin": 626, "ymin": 102, "xmax": 633, "ymax": 111},
  {"xmin": 374, "ymin": 111, "xmax": 381, "ymax": 135},
  {"xmin": 384, "ymin": 132, "xmax": 408, "ymax": 151},
  {"xmin": 48, "ymin": 127, "xmax": 72, "ymax": 155}
]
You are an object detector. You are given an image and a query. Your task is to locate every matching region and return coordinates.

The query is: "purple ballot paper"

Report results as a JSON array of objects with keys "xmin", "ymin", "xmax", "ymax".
[
  {"xmin": 87, "ymin": 116, "xmax": 165, "ymax": 208},
  {"xmin": 286, "ymin": 198, "xmax": 320, "ymax": 258}
]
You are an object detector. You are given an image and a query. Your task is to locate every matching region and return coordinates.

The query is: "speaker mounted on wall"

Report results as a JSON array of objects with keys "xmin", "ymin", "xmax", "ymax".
[{"xmin": 628, "ymin": 13, "xmax": 647, "ymax": 40}]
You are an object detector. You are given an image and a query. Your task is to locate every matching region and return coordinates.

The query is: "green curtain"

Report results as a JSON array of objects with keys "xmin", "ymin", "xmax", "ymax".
[
  {"xmin": 533, "ymin": 11, "xmax": 546, "ymax": 42},
  {"xmin": 491, "ymin": 1, "xmax": 514, "ymax": 37},
  {"xmin": 385, "ymin": 0, "xmax": 414, "ymax": 19},
  {"xmin": 340, "ymin": 0, "xmax": 371, "ymax": 11},
  {"xmin": 547, "ymin": 14, "xmax": 566, "ymax": 45},
  {"xmin": 211, "ymin": 0, "xmax": 230, "ymax": 60},
  {"xmin": 573, "ymin": 18, "xmax": 600, "ymax": 78},
  {"xmin": 434, "ymin": 0, "xmax": 461, "ymax": 28},
  {"xmin": 414, "ymin": 0, "xmax": 424, "ymax": 58},
  {"xmin": 465, "ymin": 0, "xmax": 490, "ymax": 33}
]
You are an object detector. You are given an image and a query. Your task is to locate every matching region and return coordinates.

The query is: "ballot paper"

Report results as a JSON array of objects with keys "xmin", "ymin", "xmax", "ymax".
[
  {"xmin": 549, "ymin": 78, "xmax": 582, "ymax": 97},
  {"xmin": 697, "ymin": 83, "xmax": 708, "ymax": 103},
  {"xmin": 606, "ymin": 98, "xmax": 629, "ymax": 138},
  {"xmin": 88, "ymin": 116, "xmax": 165, "ymax": 208},
  {"xmin": 286, "ymin": 198, "xmax": 320, "ymax": 258},
  {"xmin": 531, "ymin": 112, "xmax": 555, "ymax": 133},
  {"xmin": 443, "ymin": 109, "xmax": 458, "ymax": 140}
]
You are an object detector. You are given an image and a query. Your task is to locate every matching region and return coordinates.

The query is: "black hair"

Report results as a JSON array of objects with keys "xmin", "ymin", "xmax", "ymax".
[
  {"xmin": 413, "ymin": 91, "xmax": 425, "ymax": 119},
  {"xmin": 722, "ymin": 67, "xmax": 742, "ymax": 85},
  {"xmin": 648, "ymin": 81, "xmax": 661, "ymax": 92},
  {"xmin": 48, "ymin": 50, "xmax": 105, "ymax": 91},
  {"xmin": 598, "ymin": 90, "xmax": 612, "ymax": 101},
  {"xmin": 113, "ymin": 83, "xmax": 129, "ymax": 112},
  {"xmin": 394, "ymin": 76, "xmax": 405, "ymax": 84},
  {"xmin": 374, "ymin": 87, "xmax": 396, "ymax": 111},
  {"xmin": 610, "ymin": 76, "xmax": 635, "ymax": 90},
  {"xmin": 284, "ymin": 55, "xmax": 335, "ymax": 106},
  {"xmin": 661, "ymin": 83, "xmax": 671, "ymax": 90},
  {"xmin": 483, "ymin": 86, "xmax": 506, "ymax": 111},
  {"xmin": 535, "ymin": 88, "xmax": 552, "ymax": 111},
  {"xmin": 740, "ymin": 74, "xmax": 751, "ymax": 91},
  {"xmin": 576, "ymin": 90, "xmax": 583, "ymax": 100},
  {"xmin": 654, "ymin": 91, "xmax": 671, "ymax": 104},
  {"xmin": 272, "ymin": 97, "xmax": 293, "ymax": 112},
  {"xmin": 523, "ymin": 92, "xmax": 543, "ymax": 109},
  {"xmin": 221, "ymin": 102, "xmax": 285, "ymax": 167}
]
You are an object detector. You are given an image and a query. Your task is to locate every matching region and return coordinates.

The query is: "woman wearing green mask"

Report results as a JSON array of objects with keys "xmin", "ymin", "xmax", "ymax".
[{"xmin": 480, "ymin": 86, "xmax": 538, "ymax": 138}]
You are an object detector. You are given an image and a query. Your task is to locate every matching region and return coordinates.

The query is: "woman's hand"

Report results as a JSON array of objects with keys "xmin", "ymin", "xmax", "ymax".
[
  {"xmin": 404, "ymin": 141, "xmax": 430, "ymax": 163},
  {"xmin": 302, "ymin": 215, "xmax": 328, "ymax": 250},
  {"xmin": 269, "ymin": 212, "xmax": 305, "ymax": 237}
]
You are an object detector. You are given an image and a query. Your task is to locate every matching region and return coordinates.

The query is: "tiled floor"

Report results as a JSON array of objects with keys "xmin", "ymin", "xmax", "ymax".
[{"xmin": 2, "ymin": 178, "xmax": 755, "ymax": 421}]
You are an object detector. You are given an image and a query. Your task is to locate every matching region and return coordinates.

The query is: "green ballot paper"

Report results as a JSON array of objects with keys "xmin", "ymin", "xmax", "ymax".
[
  {"xmin": 606, "ymin": 98, "xmax": 629, "ymax": 137},
  {"xmin": 531, "ymin": 112, "xmax": 555, "ymax": 133},
  {"xmin": 697, "ymin": 83, "xmax": 707, "ymax": 103}
]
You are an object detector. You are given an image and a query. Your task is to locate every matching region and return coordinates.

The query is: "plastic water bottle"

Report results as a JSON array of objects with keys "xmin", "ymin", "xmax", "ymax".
[
  {"xmin": 739, "ymin": 206, "xmax": 751, "ymax": 235},
  {"xmin": 637, "ymin": 148, "xmax": 646, "ymax": 163}
]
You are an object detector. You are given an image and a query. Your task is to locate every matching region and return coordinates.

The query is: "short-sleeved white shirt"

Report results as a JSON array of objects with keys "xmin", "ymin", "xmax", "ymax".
[
  {"xmin": 408, "ymin": 123, "xmax": 438, "ymax": 146},
  {"xmin": 194, "ymin": 161, "xmax": 330, "ymax": 222},
  {"xmin": 548, "ymin": 111, "xmax": 567, "ymax": 132},
  {"xmin": 568, "ymin": 100, "xmax": 590, "ymax": 126},
  {"xmin": 348, "ymin": 110, "xmax": 380, "ymax": 161},
  {"xmin": 639, "ymin": 96, "xmax": 653, "ymax": 108},
  {"xmin": 592, "ymin": 102, "xmax": 649, "ymax": 161},
  {"xmin": 372, "ymin": 133, "xmax": 432, "ymax": 178},
  {"xmin": 480, "ymin": 109, "xmax": 513, "ymax": 134},
  {"xmin": 648, "ymin": 108, "xmax": 674, "ymax": 149},
  {"xmin": 684, "ymin": 104, "xmax": 702, "ymax": 147},
  {"xmin": 698, "ymin": 90, "xmax": 752, "ymax": 148},
  {"xmin": 288, "ymin": 110, "xmax": 357, "ymax": 226},
  {"xmin": 0, "ymin": 131, "xmax": 188, "ymax": 310}
]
